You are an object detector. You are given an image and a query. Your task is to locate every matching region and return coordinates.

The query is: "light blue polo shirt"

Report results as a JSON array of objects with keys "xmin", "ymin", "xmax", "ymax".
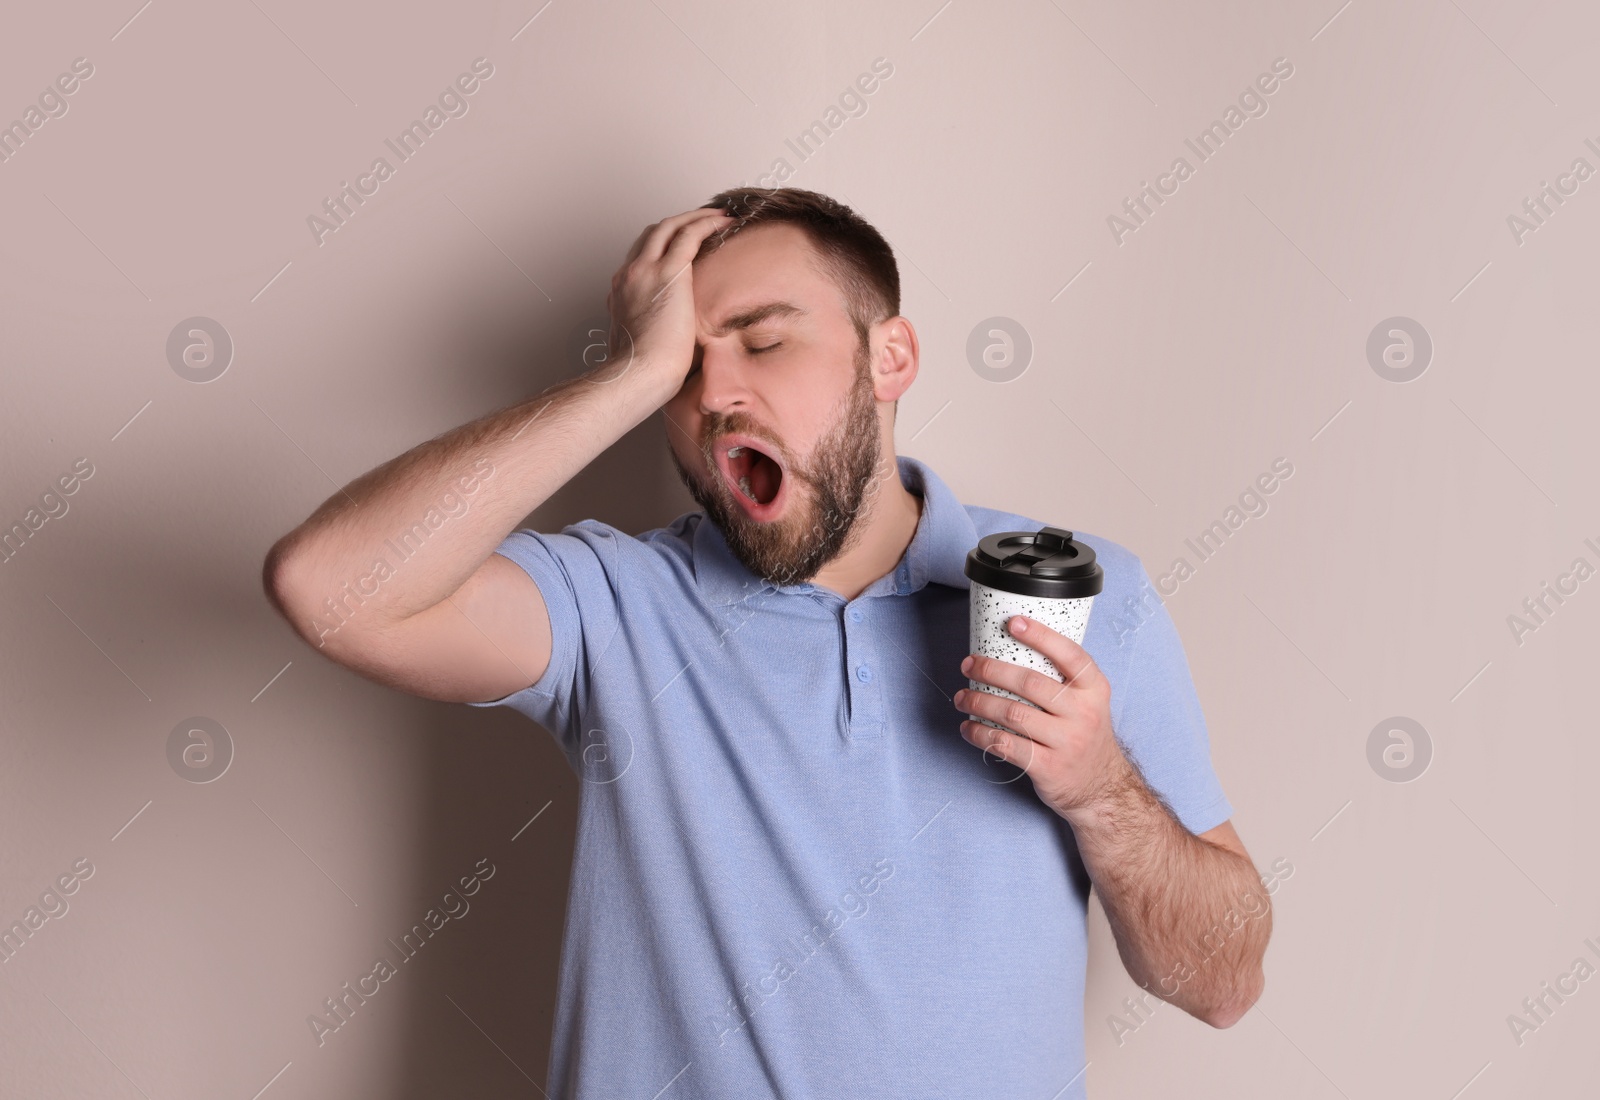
[{"xmin": 472, "ymin": 454, "xmax": 1231, "ymax": 1099}]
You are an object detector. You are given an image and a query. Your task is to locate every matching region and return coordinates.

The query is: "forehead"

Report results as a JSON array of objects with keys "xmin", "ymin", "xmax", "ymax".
[{"xmin": 693, "ymin": 223, "xmax": 845, "ymax": 317}]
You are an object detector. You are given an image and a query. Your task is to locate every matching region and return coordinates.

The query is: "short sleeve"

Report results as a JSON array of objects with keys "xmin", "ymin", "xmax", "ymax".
[
  {"xmin": 1111, "ymin": 560, "xmax": 1234, "ymax": 836},
  {"xmin": 466, "ymin": 521, "xmax": 625, "ymax": 757}
]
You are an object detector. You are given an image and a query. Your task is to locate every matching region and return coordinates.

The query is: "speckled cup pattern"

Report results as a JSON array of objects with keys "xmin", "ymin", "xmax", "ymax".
[{"xmin": 968, "ymin": 582, "xmax": 1095, "ymax": 731}]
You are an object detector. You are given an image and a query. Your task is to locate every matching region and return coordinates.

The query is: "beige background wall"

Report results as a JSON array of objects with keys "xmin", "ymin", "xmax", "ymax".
[{"xmin": 2, "ymin": 0, "xmax": 1596, "ymax": 1096}]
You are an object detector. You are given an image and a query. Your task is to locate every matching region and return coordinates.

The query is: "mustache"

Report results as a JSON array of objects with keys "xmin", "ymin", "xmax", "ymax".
[{"xmin": 703, "ymin": 423, "xmax": 786, "ymax": 462}]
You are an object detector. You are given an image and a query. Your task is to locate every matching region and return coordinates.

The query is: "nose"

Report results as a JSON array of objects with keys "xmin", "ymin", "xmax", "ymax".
[{"xmin": 695, "ymin": 341, "xmax": 754, "ymax": 418}]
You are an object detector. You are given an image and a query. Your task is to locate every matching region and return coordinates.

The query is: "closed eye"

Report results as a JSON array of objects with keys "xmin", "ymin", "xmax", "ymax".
[{"xmin": 747, "ymin": 342, "xmax": 782, "ymax": 355}]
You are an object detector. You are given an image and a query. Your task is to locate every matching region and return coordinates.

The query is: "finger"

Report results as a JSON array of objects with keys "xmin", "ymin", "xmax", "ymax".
[
  {"xmin": 659, "ymin": 210, "xmax": 737, "ymax": 277},
  {"xmin": 961, "ymin": 718, "xmax": 1042, "ymax": 773},
  {"xmin": 625, "ymin": 210, "xmax": 706, "ymax": 266},
  {"xmin": 1002, "ymin": 616, "xmax": 1103, "ymax": 693},
  {"xmin": 964, "ymin": 653, "xmax": 1074, "ymax": 718},
  {"xmin": 955, "ymin": 686, "xmax": 1055, "ymax": 747},
  {"xmin": 640, "ymin": 208, "xmax": 730, "ymax": 264}
]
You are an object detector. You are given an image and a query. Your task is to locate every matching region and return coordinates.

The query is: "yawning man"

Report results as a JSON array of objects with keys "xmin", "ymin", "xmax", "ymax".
[{"xmin": 264, "ymin": 187, "xmax": 1271, "ymax": 1098}]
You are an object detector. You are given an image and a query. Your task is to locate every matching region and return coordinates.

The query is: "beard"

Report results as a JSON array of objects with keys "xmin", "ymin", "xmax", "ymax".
[{"xmin": 669, "ymin": 343, "xmax": 889, "ymax": 589}]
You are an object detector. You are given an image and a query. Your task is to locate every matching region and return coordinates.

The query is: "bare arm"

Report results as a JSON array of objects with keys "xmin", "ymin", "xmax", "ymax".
[
  {"xmin": 1070, "ymin": 782, "xmax": 1269, "ymax": 1027},
  {"xmin": 953, "ymin": 615, "xmax": 1269, "ymax": 1027},
  {"xmin": 263, "ymin": 207, "xmax": 732, "ymax": 702}
]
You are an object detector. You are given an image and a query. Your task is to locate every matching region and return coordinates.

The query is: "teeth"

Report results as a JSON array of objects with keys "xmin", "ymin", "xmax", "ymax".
[
  {"xmin": 738, "ymin": 475, "xmax": 753, "ymax": 498},
  {"xmin": 727, "ymin": 445, "xmax": 745, "ymax": 458}
]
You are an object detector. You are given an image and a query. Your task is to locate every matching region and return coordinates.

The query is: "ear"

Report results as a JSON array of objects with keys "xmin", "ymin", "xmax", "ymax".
[{"xmin": 870, "ymin": 316, "xmax": 918, "ymax": 402}]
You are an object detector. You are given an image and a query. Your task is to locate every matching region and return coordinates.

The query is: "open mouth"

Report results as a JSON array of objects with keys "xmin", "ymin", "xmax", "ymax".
[{"xmin": 714, "ymin": 435, "xmax": 787, "ymax": 518}]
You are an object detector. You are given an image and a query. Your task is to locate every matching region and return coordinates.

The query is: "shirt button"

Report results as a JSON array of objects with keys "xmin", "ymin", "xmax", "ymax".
[
  {"xmin": 848, "ymin": 609, "xmax": 864, "ymax": 623},
  {"xmin": 856, "ymin": 665, "xmax": 873, "ymax": 683}
]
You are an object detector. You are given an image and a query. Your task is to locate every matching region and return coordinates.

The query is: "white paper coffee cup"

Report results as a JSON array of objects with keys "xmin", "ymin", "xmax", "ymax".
[{"xmin": 964, "ymin": 527, "xmax": 1103, "ymax": 732}]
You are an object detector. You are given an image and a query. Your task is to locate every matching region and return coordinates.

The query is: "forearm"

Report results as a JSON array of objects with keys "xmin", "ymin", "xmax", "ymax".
[
  {"xmin": 1068, "ymin": 757, "xmax": 1270, "ymax": 1027},
  {"xmin": 265, "ymin": 354, "xmax": 677, "ymax": 627}
]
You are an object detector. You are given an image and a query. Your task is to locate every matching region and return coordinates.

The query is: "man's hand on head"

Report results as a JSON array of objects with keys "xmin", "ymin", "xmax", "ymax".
[{"xmin": 604, "ymin": 208, "xmax": 733, "ymax": 393}]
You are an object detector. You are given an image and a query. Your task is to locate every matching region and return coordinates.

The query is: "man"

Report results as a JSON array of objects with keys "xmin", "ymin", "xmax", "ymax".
[{"xmin": 264, "ymin": 187, "xmax": 1271, "ymax": 1098}]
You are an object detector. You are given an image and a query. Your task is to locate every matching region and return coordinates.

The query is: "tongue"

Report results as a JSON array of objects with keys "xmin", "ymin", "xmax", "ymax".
[{"xmin": 748, "ymin": 451, "xmax": 782, "ymax": 505}]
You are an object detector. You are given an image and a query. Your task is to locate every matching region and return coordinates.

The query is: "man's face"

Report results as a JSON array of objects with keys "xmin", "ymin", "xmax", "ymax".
[{"xmin": 662, "ymin": 222, "xmax": 892, "ymax": 589}]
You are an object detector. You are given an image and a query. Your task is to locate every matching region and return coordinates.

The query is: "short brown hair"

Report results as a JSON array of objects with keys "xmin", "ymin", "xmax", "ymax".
[{"xmin": 696, "ymin": 187, "xmax": 900, "ymax": 348}]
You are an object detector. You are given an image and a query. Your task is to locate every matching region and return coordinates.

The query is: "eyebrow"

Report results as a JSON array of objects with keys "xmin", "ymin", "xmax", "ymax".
[{"xmin": 710, "ymin": 301, "xmax": 807, "ymax": 337}]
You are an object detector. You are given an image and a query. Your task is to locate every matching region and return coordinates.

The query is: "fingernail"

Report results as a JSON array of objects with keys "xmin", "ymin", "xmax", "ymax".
[
  {"xmin": 960, "ymin": 656, "xmax": 973, "ymax": 674},
  {"xmin": 1011, "ymin": 617, "xmax": 1027, "ymax": 633}
]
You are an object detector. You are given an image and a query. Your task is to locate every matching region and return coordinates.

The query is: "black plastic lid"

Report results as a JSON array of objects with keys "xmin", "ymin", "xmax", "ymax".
[{"xmin": 964, "ymin": 526, "xmax": 1104, "ymax": 599}]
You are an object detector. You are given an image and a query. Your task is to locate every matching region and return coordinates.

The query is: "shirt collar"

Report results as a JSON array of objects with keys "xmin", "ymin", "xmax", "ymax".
[{"xmin": 692, "ymin": 455, "xmax": 978, "ymax": 607}]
